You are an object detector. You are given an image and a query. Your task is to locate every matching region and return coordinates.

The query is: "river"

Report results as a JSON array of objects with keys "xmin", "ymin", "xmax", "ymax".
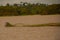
[{"xmin": 0, "ymin": 15, "xmax": 60, "ymax": 40}]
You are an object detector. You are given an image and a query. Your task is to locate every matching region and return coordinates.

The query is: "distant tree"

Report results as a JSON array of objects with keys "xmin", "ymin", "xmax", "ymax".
[
  {"xmin": 6, "ymin": 3, "xmax": 10, "ymax": 6},
  {"xmin": 0, "ymin": 2, "xmax": 60, "ymax": 16},
  {"xmin": 14, "ymin": 3, "xmax": 18, "ymax": 6}
]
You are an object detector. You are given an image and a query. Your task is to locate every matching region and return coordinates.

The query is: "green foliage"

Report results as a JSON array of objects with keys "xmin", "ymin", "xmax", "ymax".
[{"xmin": 0, "ymin": 2, "xmax": 60, "ymax": 16}]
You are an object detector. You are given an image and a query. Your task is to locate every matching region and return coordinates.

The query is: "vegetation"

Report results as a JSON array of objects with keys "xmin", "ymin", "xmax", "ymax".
[{"xmin": 0, "ymin": 2, "xmax": 60, "ymax": 16}]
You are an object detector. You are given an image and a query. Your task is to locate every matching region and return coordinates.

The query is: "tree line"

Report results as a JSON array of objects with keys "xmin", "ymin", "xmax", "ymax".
[{"xmin": 0, "ymin": 2, "xmax": 60, "ymax": 16}]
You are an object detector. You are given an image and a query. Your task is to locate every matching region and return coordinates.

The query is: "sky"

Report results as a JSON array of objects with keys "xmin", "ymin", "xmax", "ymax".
[{"xmin": 0, "ymin": 0, "xmax": 60, "ymax": 5}]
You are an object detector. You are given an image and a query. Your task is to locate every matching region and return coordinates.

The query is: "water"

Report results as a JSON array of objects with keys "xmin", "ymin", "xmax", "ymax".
[
  {"xmin": 0, "ymin": 15, "xmax": 60, "ymax": 40},
  {"xmin": 0, "ymin": 27, "xmax": 60, "ymax": 40}
]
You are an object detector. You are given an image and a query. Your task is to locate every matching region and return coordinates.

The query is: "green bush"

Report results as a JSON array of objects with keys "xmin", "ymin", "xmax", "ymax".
[{"xmin": 0, "ymin": 3, "xmax": 60, "ymax": 16}]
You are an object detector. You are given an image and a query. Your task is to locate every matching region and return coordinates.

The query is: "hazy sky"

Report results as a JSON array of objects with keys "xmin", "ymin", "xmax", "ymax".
[{"xmin": 0, "ymin": 0, "xmax": 60, "ymax": 5}]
